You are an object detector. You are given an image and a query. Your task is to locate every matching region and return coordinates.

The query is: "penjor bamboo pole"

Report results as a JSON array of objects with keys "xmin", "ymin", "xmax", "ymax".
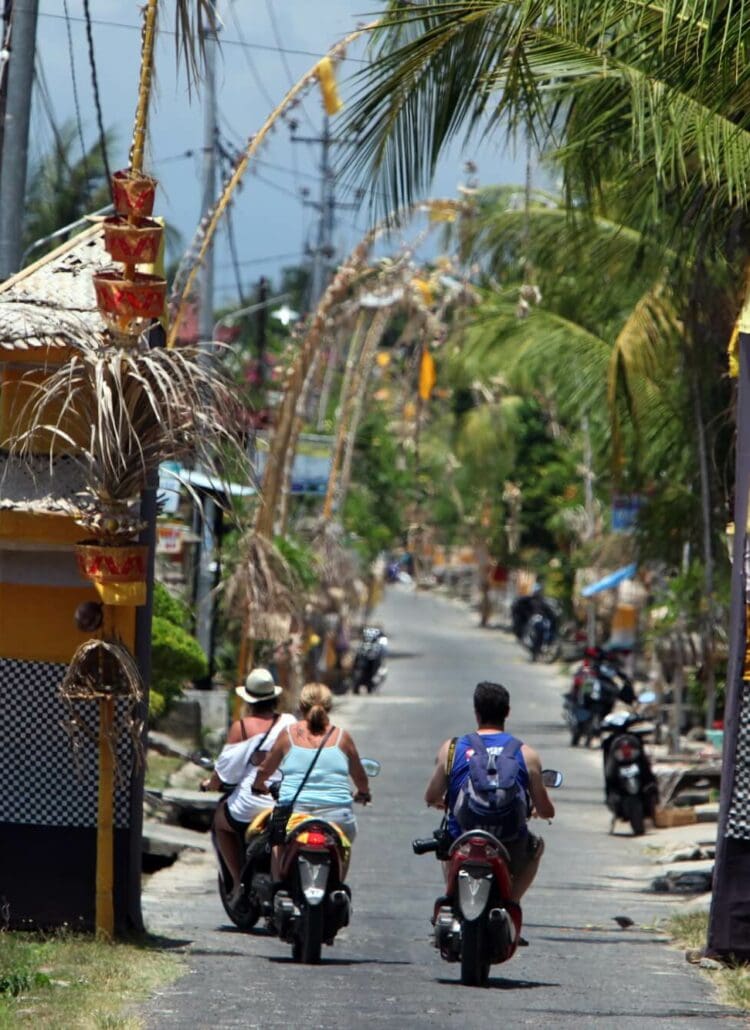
[
  {"xmin": 322, "ymin": 310, "xmax": 369, "ymax": 521},
  {"xmin": 95, "ymin": 692, "xmax": 115, "ymax": 937}
]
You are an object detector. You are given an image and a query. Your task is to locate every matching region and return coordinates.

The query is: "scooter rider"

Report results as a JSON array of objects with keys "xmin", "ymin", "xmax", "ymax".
[
  {"xmin": 201, "ymin": 669, "xmax": 296, "ymax": 906},
  {"xmin": 425, "ymin": 681, "xmax": 555, "ymax": 903}
]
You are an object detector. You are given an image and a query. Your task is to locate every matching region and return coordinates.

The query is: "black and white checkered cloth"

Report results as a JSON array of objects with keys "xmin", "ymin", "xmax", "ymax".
[
  {"xmin": 727, "ymin": 681, "xmax": 750, "ymax": 840},
  {"xmin": 0, "ymin": 657, "xmax": 132, "ymax": 828}
]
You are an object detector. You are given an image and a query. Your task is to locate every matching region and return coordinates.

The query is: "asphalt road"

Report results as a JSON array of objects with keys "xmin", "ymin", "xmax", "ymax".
[{"xmin": 138, "ymin": 587, "xmax": 740, "ymax": 1029}]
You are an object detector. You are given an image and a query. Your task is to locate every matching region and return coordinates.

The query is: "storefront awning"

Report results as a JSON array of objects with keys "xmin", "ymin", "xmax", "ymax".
[{"xmin": 581, "ymin": 563, "xmax": 637, "ymax": 597}]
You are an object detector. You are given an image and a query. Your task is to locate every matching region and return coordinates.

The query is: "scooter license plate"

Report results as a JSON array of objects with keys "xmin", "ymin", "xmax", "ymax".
[{"xmin": 619, "ymin": 763, "xmax": 640, "ymax": 777}]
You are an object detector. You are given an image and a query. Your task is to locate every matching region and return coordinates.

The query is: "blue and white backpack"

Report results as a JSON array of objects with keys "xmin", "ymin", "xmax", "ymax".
[{"xmin": 452, "ymin": 733, "xmax": 529, "ymax": 840}]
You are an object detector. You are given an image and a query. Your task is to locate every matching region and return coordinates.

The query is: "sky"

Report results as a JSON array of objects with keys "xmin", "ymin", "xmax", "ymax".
[{"xmin": 33, "ymin": 2, "xmax": 528, "ymax": 310}]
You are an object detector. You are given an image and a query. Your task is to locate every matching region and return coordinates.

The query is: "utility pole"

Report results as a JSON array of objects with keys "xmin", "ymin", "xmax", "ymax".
[
  {"xmin": 0, "ymin": 0, "xmax": 39, "ymax": 279},
  {"xmin": 307, "ymin": 116, "xmax": 334, "ymax": 309},
  {"xmin": 582, "ymin": 416, "xmax": 597, "ymax": 646},
  {"xmin": 193, "ymin": 24, "xmax": 218, "ymax": 680}
]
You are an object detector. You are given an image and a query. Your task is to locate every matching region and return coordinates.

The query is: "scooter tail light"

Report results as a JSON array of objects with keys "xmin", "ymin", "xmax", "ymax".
[{"xmin": 298, "ymin": 830, "xmax": 328, "ymax": 848}]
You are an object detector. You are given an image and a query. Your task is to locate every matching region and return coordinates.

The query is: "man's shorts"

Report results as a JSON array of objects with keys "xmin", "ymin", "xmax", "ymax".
[{"xmin": 503, "ymin": 832, "xmax": 543, "ymax": 878}]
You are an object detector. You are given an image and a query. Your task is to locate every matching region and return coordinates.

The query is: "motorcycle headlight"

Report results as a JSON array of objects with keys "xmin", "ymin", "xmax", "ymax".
[
  {"xmin": 297, "ymin": 855, "xmax": 329, "ymax": 906},
  {"xmin": 457, "ymin": 868, "xmax": 492, "ymax": 922}
]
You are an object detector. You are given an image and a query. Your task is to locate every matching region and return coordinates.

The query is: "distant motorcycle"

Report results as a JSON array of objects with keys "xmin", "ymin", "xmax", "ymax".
[
  {"xmin": 601, "ymin": 712, "xmax": 657, "ymax": 836},
  {"xmin": 511, "ymin": 595, "xmax": 561, "ymax": 663},
  {"xmin": 350, "ymin": 627, "xmax": 388, "ymax": 695},
  {"xmin": 413, "ymin": 770, "xmax": 563, "ymax": 987}
]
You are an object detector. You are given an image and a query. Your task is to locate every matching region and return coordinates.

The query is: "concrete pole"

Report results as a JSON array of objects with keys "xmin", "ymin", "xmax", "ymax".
[{"xmin": 0, "ymin": 0, "xmax": 39, "ymax": 279}]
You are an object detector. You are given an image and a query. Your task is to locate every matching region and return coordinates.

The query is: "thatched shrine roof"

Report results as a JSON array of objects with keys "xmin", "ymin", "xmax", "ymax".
[{"xmin": 0, "ymin": 222, "xmax": 108, "ymax": 352}]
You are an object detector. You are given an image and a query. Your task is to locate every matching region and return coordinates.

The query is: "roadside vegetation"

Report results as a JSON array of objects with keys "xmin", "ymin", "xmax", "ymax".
[
  {"xmin": 0, "ymin": 930, "xmax": 180, "ymax": 1028},
  {"xmin": 669, "ymin": 913, "xmax": 750, "ymax": 1011}
]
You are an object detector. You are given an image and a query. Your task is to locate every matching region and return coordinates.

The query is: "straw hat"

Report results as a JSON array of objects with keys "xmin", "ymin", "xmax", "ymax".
[{"xmin": 235, "ymin": 667, "xmax": 283, "ymax": 705}]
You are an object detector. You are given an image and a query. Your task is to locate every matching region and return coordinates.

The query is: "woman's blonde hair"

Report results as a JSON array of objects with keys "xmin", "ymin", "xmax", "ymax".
[{"xmin": 299, "ymin": 682, "xmax": 332, "ymax": 734}]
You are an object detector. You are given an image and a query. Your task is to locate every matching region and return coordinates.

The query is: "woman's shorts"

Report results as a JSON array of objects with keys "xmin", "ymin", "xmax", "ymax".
[{"xmin": 294, "ymin": 804, "xmax": 358, "ymax": 843}]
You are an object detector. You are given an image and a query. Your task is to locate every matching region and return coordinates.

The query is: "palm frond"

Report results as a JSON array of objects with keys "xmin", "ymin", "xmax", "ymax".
[{"xmin": 7, "ymin": 340, "xmax": 248, "ymax": 523}]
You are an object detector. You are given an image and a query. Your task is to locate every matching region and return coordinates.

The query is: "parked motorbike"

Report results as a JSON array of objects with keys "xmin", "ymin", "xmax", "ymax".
[
  {"xmin": 601, "ymin": 712, "xmax": 657, "ymax": 836},
  {"xmin": 350, "ymin": 626, "xmax": 388, "ymax": 694},
  {"xmin": 216, "ymin": 759, "xmax": 381, "ymax": 963},
  {"xmin": 563, "ymin": 646, "xmax": 635, "ymax": 746},
  {"xmin": 413, "ymin": 769, "xmax": 563, "ymax": 987}
]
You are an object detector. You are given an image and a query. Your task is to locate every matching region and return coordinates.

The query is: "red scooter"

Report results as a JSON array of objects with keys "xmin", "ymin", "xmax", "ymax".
[{"xmin": 413, "ymin": 769, "xmax": 563, "ymax": 986}]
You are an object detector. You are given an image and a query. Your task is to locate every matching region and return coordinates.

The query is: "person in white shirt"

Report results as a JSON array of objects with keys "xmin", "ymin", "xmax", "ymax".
[{"xmin": 202, "ymin": 668, "xmax": 296, "ymax": 903}]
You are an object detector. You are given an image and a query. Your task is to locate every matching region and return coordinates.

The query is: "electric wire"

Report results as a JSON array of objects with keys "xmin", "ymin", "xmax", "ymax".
[
  {"xmin": 62, "ymin": 0, "xmax": 90, "ymax": 194},
  {"xmin": 33, "ymin": 56, "xmax": 73, "ymax": 176},
  {"xmin": 81, "ymin": 0, "xmax": 112, "ymax": 195},
  {"xmin": 38, "ymin": 12, "xmax": 368, "ymax": 63},
  {"xmin": 226, "ymin": 0, "xmax": 276, "ymax": 114},
  {"xmin": 264, "ymin": 0, "xmax": 316, "ymax": 133}
]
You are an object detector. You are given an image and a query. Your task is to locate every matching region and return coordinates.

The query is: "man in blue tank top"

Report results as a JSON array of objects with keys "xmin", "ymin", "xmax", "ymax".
[{"xmin": 425, "ymin": 681, "xmax": 555, "ymax": 903}]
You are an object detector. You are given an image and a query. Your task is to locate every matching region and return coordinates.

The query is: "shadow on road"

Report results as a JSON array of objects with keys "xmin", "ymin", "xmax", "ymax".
[
  {"xmin": 436, "ymin": 976, "xmax": 560, "ymax": 990},
  {"xmin": 265, "ymin": 956, "xmax": 413, "ymax": 967}
]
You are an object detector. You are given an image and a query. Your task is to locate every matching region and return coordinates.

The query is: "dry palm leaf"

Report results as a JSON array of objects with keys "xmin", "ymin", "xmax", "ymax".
[{"xmin": 7, "ymin": 338, "xmax": 248, "ymax": 535}]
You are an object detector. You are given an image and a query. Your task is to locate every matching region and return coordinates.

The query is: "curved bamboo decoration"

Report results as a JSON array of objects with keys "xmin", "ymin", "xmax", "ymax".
[
  {"xmin": 255, "ymin": 198, "xmax": 467, "ymax": 537},
  {"xmin": 336, "ymin": 307, "xmax": 391, "ymax": 516},
  {"xmin": 129, "ymin": 0, "xmax": 159, "ymax": 174},
  {"xmin": 167, "ymin": 19, "xmax": 382, "ymax": 347},
  {"xmin": 277, "ymin": 351, "xmax": 322, "ymax": 535},
  {"xmin": 321, "ymin": 309, "xmax": 369, "ymax": 521}
]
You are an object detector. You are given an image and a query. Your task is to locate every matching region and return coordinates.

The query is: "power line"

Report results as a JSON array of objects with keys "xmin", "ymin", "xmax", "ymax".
[
  {"xmin": 62, "ymin": 0, "xmax": 90, "ymax": 191},
  {"xmin": 264, "ymin": 0, "xmax": 316, "ymax": 133},
  {"xmin": 38, "ymin": 12, "xmax": 368, "ymax": 63},
  {"xmin": 226, "ymin": 1, "xmax": 277, "ymax": 113},
  {"xmin": 81, "ymin": 0, "xmax": 112, "ymax": 193}
]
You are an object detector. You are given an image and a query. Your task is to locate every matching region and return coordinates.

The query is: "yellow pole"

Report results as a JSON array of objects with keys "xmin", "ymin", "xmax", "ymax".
[{"xmin": 95, "ymin": 693, "xmax": 115, "ymax": 937}]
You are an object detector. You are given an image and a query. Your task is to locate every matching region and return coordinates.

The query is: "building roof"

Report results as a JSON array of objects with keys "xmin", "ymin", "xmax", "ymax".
[{"xmin": 0, "ymin": 222, "xmax": 109, "ymax": 352}]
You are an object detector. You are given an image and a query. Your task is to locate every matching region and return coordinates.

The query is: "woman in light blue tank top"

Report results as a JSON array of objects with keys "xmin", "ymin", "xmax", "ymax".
[{"xmin": 254, "ymin": 683, "xmax": 371, "ymax": 851}]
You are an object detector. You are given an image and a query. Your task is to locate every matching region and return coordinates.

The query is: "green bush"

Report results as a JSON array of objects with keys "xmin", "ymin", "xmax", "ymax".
[
  {"xmin": 153, "ymin": 581, "xmax": 190, "ymax": 628},
  {"xmin": 149, "ymin": 607, "xmax": 208, "ymax": 720}
]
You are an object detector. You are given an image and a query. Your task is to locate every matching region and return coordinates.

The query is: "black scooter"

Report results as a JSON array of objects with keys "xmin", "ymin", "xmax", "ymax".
[{"xmin": 600, "ymin": 712, "xmax": 658, "ymax": 836}]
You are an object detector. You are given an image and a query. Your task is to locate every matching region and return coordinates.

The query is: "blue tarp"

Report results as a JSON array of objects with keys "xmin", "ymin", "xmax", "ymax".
[{"xmin": 581, "ymin": 563, "xmax": 638, "ymax": 597}]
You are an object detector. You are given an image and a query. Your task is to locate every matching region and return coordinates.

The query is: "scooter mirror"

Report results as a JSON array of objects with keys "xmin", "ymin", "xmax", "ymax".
[
  {"xmin": 542, "ymin": 769, "xmax": 563, "ymax": 788},
  {"xmin": 361, "ymin": 758, "xmax": 381, "ymax": 778}
]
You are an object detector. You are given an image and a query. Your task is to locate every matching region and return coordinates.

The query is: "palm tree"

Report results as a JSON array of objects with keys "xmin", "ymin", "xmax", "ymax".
[
  {"xmin": 23, "ymin": 122, "xmax": 113, "ymax": 260},
  {"xmin": 347, "ymin": 1, "xmax": 750, "ymax": 241}
]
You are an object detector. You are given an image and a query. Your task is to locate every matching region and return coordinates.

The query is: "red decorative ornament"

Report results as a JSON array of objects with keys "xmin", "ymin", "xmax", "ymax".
[
  {"xmin": 93, "ymin": 270, "xmax": 166, "ymax": 333},
  {"xmin": 111, "ymin": 170, "xmax": 157, "ymax": 218},
  {"xmin": 103, "ymin": 216, "xmax": 162, "ymax": 266}
]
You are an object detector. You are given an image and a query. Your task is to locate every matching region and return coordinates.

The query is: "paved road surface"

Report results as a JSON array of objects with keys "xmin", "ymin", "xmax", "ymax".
[{"xmin": 138, "ymin": 587, "xmax": 740, "ymax": 1028}]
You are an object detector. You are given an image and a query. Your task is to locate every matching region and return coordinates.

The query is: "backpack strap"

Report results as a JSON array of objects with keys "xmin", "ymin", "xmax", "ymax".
[
  {"xmin": 499, "ymin": 736, "xmax": 523, "ymax": 760},
  {"xmin": 445, "ymin": 737, "xmax": 458, "ymax": 775}
]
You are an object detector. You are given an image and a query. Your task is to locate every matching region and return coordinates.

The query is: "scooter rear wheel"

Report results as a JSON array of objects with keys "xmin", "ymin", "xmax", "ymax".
[
  {"xmin": 296, "ymin": 903, "xmax": 324, "ymax": 964},
  {"xmin": 624, "ymin": 796, "xmax": 645, "ymax": 836},
  {"xmin": 460, "ymin": 920, "xmax": 490, "ymax": 987},
  {"xmin": 218, "ymin": 874, "xmax": 260, "ymax": 931}
]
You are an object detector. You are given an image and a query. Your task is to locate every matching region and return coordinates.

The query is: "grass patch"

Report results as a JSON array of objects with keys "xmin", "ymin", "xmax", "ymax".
[
  {"xmin": 0, "ymin": 929, "xmax": 182, "ymax": 1028},
  {"xmin": 144, "ymin": 753, "xmax": 183, "ymax": 789},
  {"xmin": 669, "ymin": 912, "xmax": 750, "ymax": 1011}
]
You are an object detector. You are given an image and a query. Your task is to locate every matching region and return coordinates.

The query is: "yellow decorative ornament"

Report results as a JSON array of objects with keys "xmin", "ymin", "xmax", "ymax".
[
  {"xmin": 429, "ymin": 200, "xmax": 458, "ymax": 223},
  {"xmin": 316, "ymin": 57, "xmax": 343, "ymax": 115},
  {"xmin": 376, "ymin": 351, "xmax": 391, "ymax": 367},
  {"xmin": 729, "ymin": 323, "xmax": 740, "ymax": 379},
  {"xmin": 412, "ymin": 277, "xmax": 433, "ymax": 307}
]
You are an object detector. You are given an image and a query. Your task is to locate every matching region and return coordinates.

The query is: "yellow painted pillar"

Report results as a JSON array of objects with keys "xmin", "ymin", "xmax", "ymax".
[{"xmin": 95, "ymin": 694, "xmax": 115, "ymax": 938}]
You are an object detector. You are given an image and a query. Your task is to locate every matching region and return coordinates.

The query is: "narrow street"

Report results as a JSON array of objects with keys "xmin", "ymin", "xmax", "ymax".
[{"xmin": 139, "ymin": 587, "xmax": 739, "ymax": 1029}]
